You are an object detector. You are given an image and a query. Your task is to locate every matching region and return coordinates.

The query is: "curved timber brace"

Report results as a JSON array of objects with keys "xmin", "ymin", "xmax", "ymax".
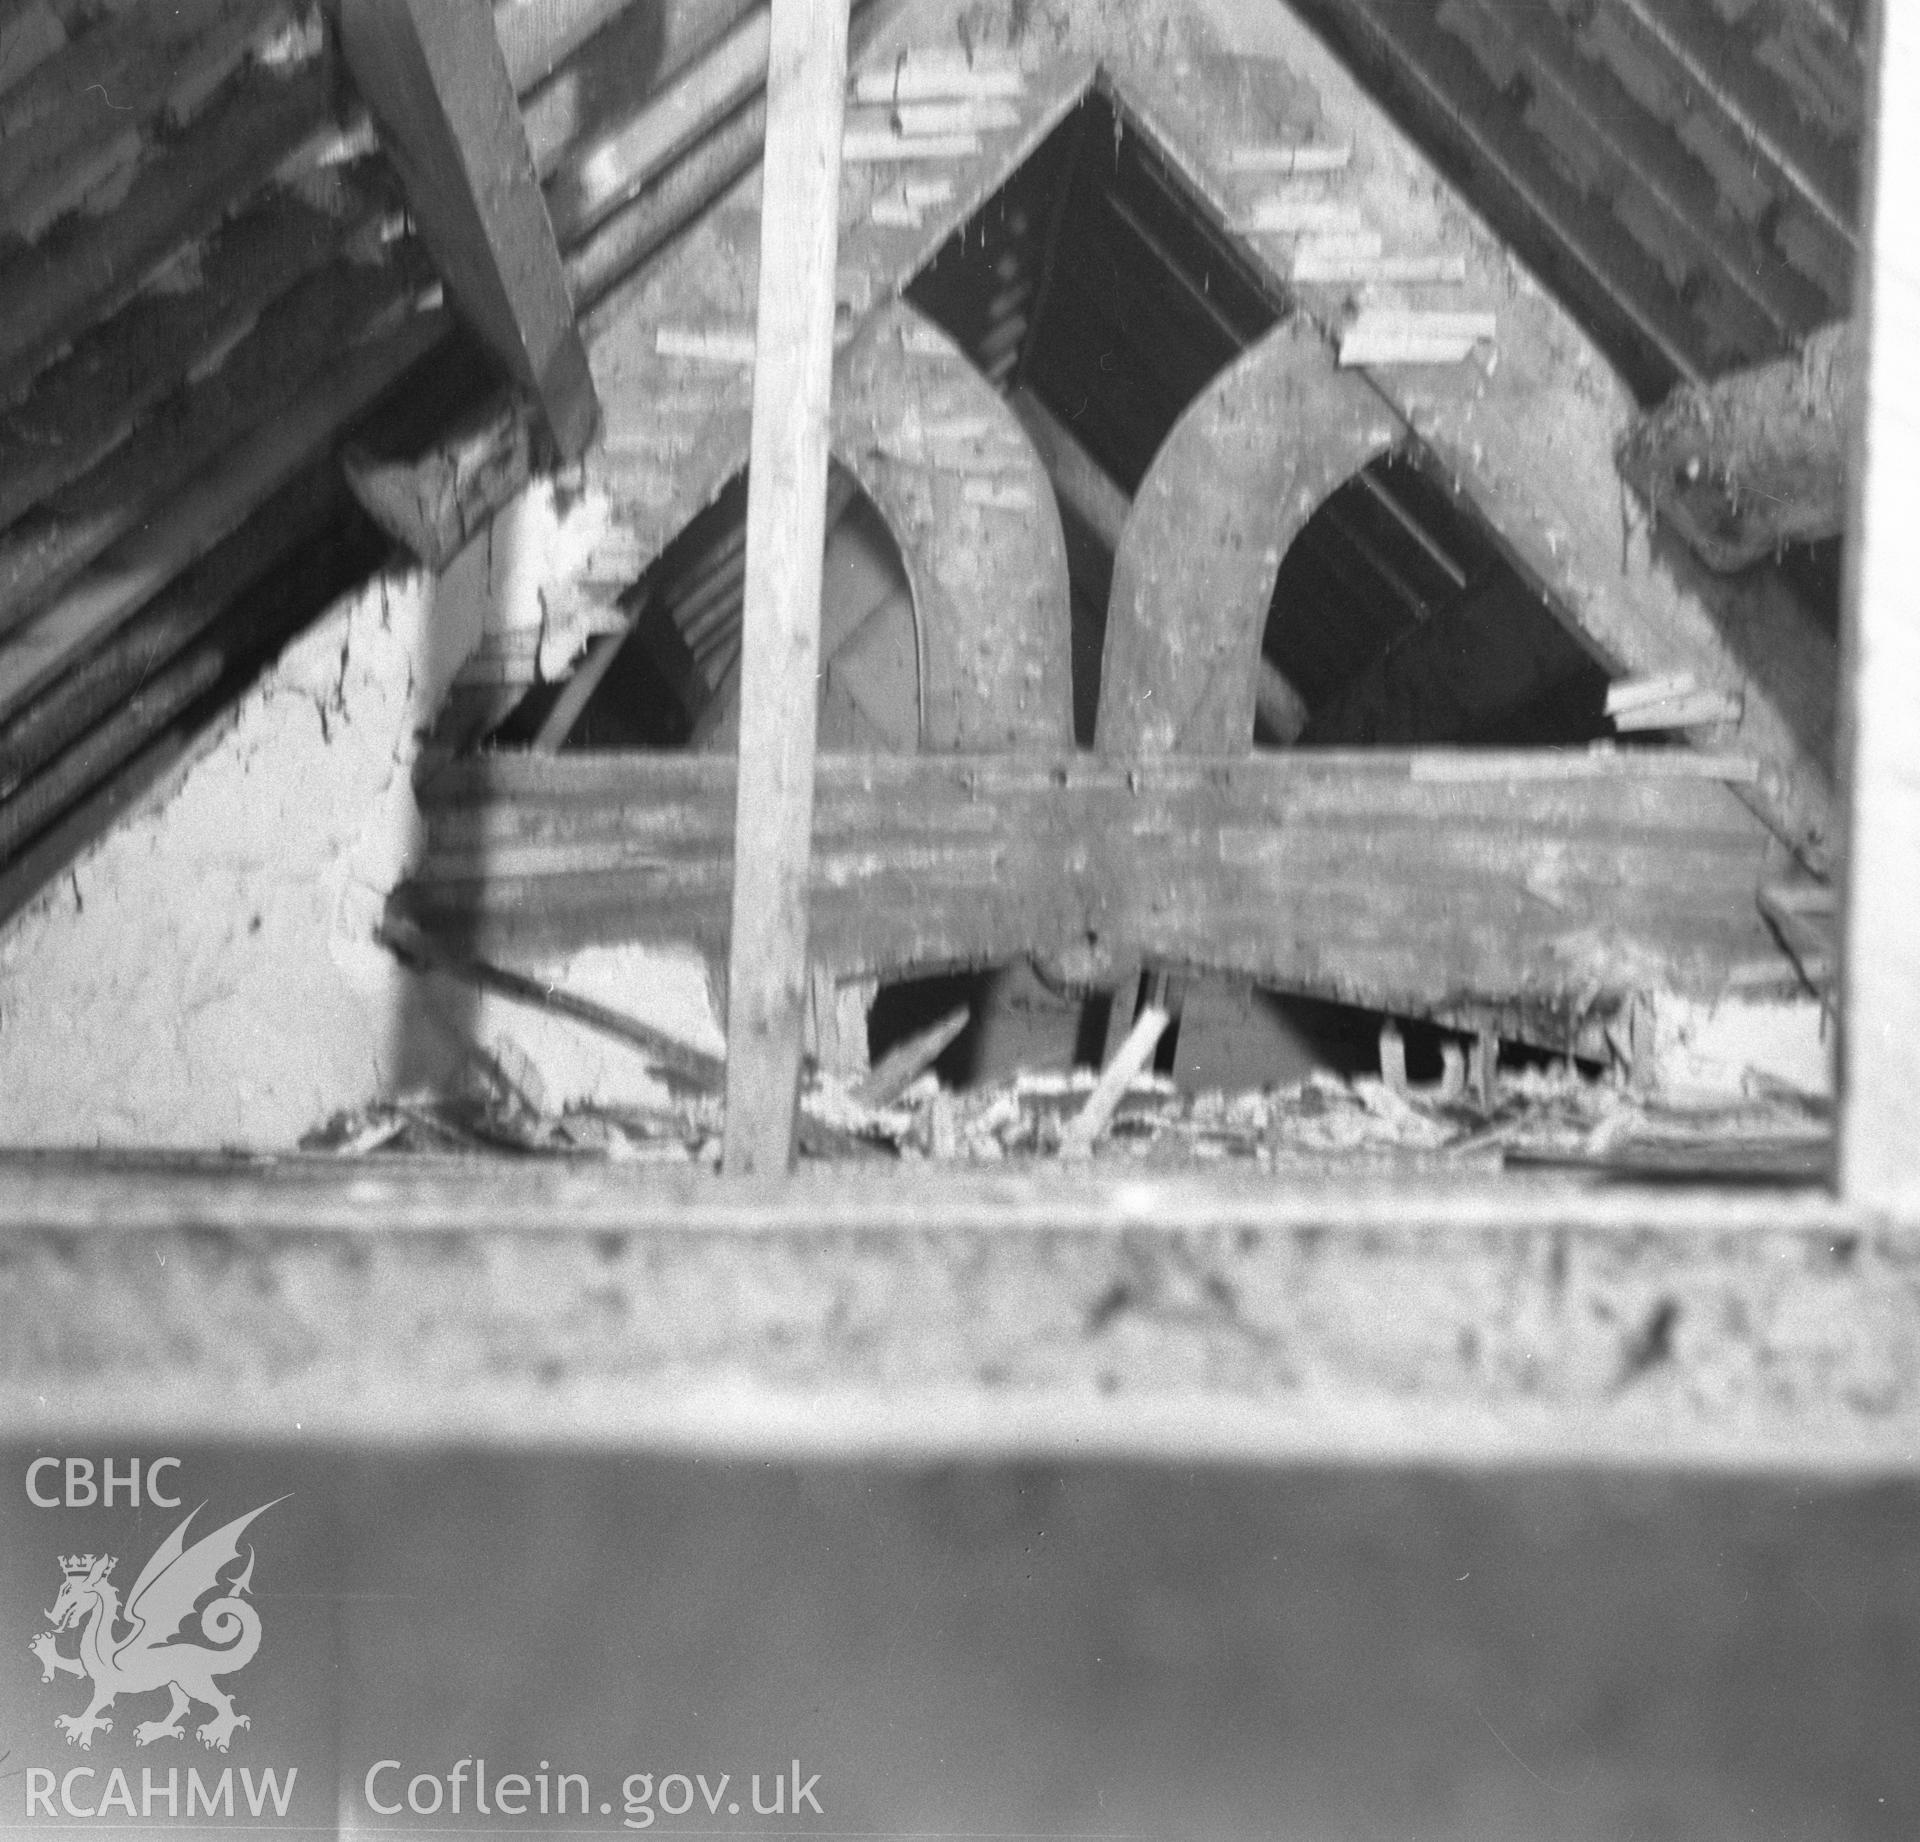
[
  {"xmin": 670, "ymin": 301, "xmax": 1076, "ymax": 755},
  {"xmin": 1097, "ymin": 315, "xmax": 1398, "ymax": 757},
  {"xmin": 832, "ymin": 301, "xmax": 1074, "ymax": 753}
]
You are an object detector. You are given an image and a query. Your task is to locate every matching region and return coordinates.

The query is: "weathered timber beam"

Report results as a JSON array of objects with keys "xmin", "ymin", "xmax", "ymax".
[
  {"xmin": 721, "ymin": 0, "xmax": 849, "ymax": 1176},
  {"xmin": 545, "ymin": 2, "xmax": 770, "ymax": 242},
  {"xmin": 1619, "ymin": 320, "xmax": 1861, "ymax": 573},
  {"xmin": 1097, "ymin": 317, "xmax": 1396, "ymax": 755},
  {"xmin": 339, "ymin": 0, "xmax": 599, "ymax": 458},
  {"xmin": 396, "ymin": 750, "xmax": 1789, "ymax": 1038},
  {"xmin": 339, "ymin": 11, "xmax": 777, "ymax": 565},
  {"xmin": 1838, "ymin": 5, "xmax": 1920, "ymax": 1212},
  {"xmin": 492, "ymin": 0, "xmax": 636, "ymax": 92}
]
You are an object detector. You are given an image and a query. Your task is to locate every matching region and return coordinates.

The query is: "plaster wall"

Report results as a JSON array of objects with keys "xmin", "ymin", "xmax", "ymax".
[{"xmin": 0, "ymin": 511, "xmax": 719, "ymax": 1149}]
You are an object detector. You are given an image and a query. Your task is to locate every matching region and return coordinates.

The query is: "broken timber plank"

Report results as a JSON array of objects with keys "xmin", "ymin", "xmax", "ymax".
[
  {"xmin": 339, "ymin": 0, "xmax": 598, "ymax": 458},
  {"xmin": 1060, "ymin": 1005, "xmax": 1171, "ymax": 1157},
  {"xmin": 1837, "ymin": 3, "xmax": 1920, "ymax": 1211},
  {"xmin": 721, "ymin": 0, "xmax": 850, "ymax": 1178},
  {"xmin": 398, "ymin": 749, "xmax": 1791, "ymax": 1047}
]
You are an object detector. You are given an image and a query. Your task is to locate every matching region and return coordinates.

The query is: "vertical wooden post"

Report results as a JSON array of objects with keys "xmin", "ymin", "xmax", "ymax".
[
  {"xmin": 1838, "ymin": 0, "xmax": 1920, "ymax": 1209},
  {"xmin": 722, "ymin": 0, "xmax": 850, "ymax": 1175}
]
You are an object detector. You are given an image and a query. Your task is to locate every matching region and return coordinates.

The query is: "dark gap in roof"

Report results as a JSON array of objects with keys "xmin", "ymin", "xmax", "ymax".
[
  {"xmin": 1777, "ymin": 536, "xmax": 1844, "ymax": 639},
  {"xmin": 908, "ymin": 83, "xmax": 1613, "ymax": 759},
  {"xmin": 908, "ymin": 85, "xmax": 1281, "ymax": 491},
  {"xmin": 1265, "ymin": 453, "xmax": 1614, "ymax": 750},
  {"xmin": 496, "ymin": 461, "xmax": 915, "ymax": 753}
]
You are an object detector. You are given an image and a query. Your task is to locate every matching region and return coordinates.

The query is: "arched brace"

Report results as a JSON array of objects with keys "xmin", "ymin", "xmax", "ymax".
[
  {"xmin": 831, "ymin": 300, "xmax": 1074, "ymax": 752},
  {"xmin": 1097, "ymin": 316, "xmax": 1399, "ymax": 756},
  {"xmin": 688, "ymin": 302, "xmax": 1075, "ymax": 753}
]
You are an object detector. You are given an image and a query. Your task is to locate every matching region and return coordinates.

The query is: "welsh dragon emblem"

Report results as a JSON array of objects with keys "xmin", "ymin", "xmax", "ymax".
[{"xmin": 28, "ymin": 1499, "xmax": 284, "ymax": 1753}]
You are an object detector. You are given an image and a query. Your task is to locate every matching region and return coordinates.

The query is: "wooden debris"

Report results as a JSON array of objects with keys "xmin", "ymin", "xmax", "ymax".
[
  {"xmin": 1606, "ymin": 671, "xmax": 1699, "ymax": 716},
  {"xmin": 1605, "ymin": 672, "xmax": 1744, "ymax": 731},
  {"xmin": 1339, "ymin": 309, "xmax": 1497, "ymax": 367},
  {"xmin": 1060, "ymin": 1006, "xmax": 1171, "ymax": 1158},
  {"xmin": 1292, "ymin": 248, "xmax": 1467, "ymax": 286},
  {"xmin": 855, "ymin": 1005, "xmax": 970, "ymax": 1108},
  {"xmin": 1379, "ymin": 1020, "xmax": 1408, "ymax": 1095},
  {"xmin": 1611, "ymin": 691, "xmax": 1744, "ymax": 731},
  {"xmin": 1471, "ymin": 1027, "xmax": 1499, "ymax": 1112},
  {"xmin": 882, "ymin": 98, "xmax": 1020, "ymax": 135},
  {"xmin": 842, "ymin": 127, "xmax": 981, "ymax": 162},
  {"xmin": 1222, "ymin": 143, "xmax": 1352, "ymax": 174},
  {"xmin": 1243, "ymin": 196, "xmax": 1369, "ymax": 235},
  {"xmin": 655, "ymin": 326, "xmax": 757, "ymax": 364},
  {"xmin": 851, "ymin": 53, "xmax": 1024, "ymax": 104},
  {"xmin": 299, "ymin": 1044, "xmax": 1835, "ymax": 1181}
]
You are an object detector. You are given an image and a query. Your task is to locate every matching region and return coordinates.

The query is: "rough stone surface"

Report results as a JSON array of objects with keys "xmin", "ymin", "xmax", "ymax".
[{"xmin": 0, "ymin": 1167, "xmax": 1914, "ymax": 1467}]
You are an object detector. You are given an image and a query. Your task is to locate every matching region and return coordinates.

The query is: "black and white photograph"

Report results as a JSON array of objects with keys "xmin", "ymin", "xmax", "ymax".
[{"xmin": 0, "ymin": 0, "xmax": 1914, "ymax": 1834}]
